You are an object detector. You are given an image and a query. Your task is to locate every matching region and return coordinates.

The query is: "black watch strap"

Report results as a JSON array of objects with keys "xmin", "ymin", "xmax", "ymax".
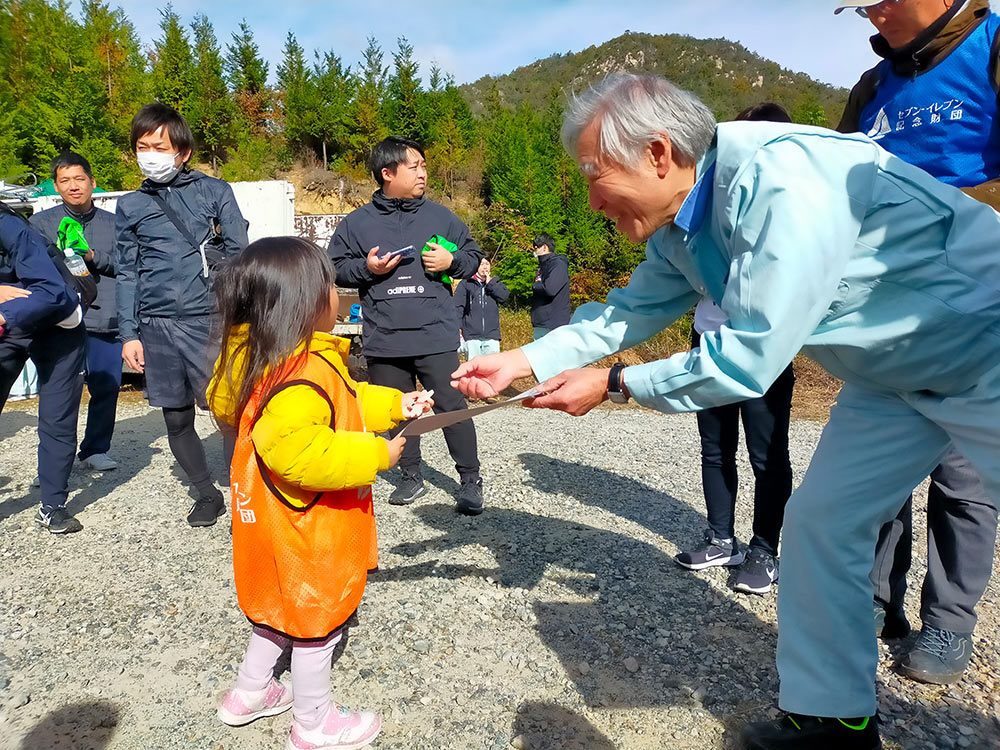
[{"xmin": 608, "ymin": 362, "xmax": 627, "ymax": 401}]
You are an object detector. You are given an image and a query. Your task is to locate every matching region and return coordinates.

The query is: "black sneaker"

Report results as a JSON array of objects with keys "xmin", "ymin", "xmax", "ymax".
[
  {"xmin": 34, "ymin": 506, "xmax": 83, "ymax": 534},
  {"xmin": 674, "ymin": 530, "xmax": 745, "ymax": 570},
  {"xmin": 899, "ymin": 625, "xmax": 973, "ymax": 684},
  {"xmin": 733, "ymin": 546, "xmax": 779, "ymax": 595},
  {"xmin": 389, "ymin": 470, "xmax": 427, "ymax": 506},
  {"xmin": 187, "ymin": 491, "xmax": 226, "ymax": 527},
  {"xmin": 741, "ymin": 713, "xmax": 881, "ymax": 750},
  {"xmin": 873, "ymin": 601, "xmax": 910, "ymax": 640},
  {"xmin": 455, "ymin": 477, "xmax": 483, "ymax": 516}
]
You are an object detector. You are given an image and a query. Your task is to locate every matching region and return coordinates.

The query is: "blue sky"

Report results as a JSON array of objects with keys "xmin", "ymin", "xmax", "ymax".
[{"xmin": 112, "ymin": 1, "xmax": 905, "ymax": 89}]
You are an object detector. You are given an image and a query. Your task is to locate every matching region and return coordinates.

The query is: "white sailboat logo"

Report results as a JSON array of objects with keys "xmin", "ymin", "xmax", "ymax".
[{"xmin": 866, "ymin": 107, "xmax": 892, "ymax": 140}]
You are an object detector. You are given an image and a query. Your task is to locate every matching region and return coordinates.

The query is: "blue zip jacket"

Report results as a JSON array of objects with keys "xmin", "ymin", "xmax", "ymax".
[
  {"xmin": 115, "ymin": 169, "xmax": 248, "ymax": 342},
  {"xmin": 0, "ymin": 211, "xmax": 77, "ymax": 336},
  {"xmin": 455, "ymin": 275, "xmax": 510, "ymax": 340},
  {"xmin": 523, "ymin": 122, "xmax": 1000, "ymax": 412}
]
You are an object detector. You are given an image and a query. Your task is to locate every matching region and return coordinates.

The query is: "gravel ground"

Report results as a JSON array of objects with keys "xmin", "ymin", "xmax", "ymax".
[{"xmin": 1, "ymin": 399, "xmax": 998, "ymax": 750}]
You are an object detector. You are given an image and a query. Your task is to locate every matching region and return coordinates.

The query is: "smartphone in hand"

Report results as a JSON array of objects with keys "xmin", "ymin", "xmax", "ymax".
[{"xmin": 378, "ymin": 245, "xmax": 415, "ymax": 259}]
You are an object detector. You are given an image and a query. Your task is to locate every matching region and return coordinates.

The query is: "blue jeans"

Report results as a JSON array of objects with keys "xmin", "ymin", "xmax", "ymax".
[
  {"xmin": 465, "ymin": 338, "xmax": 500, "ymax": 359},
  {"xmin": 79, "ymin": 331, "xmax": 123, "ymax": 460}
]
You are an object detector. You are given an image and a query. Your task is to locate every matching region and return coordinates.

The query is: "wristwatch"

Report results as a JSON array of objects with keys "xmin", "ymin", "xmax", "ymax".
[{"xmin": 607, "ymin": 363, "xmax": 630, "ymax": 404}]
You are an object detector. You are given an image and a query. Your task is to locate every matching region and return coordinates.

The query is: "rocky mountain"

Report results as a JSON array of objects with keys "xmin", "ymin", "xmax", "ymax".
[{"xmin": 461, "ymin": 31, "xmax": 849, "ymax": 126}]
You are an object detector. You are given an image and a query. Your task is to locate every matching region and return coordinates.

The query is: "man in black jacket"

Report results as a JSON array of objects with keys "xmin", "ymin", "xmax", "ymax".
[
  {"xmin": 1, "ymin": 203, "xmax": 86, "ymax": 534},
  {"xmin": 116, "ymin": 103, "xmax": 248, "ymax": 527},
  {"xmin": 329, "ymin": 136, "xmax": 485, "ymax": 515},
  {"xmin": 31, "ymin": 152, "xmax": 120, "ymax": 473},
  {"xmin": 529, "ymin": 233, "xmax": 570, "ymax": 340},
  {"xmin": 455, "ymin": 258, "xmax": 509, "ymax": 359}
]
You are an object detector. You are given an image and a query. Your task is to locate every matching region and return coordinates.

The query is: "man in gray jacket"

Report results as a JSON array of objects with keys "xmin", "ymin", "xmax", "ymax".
[
  {"xmin": 116, "ymin": 103, "xmax": 248, "ymax": 527},
  {"xmin": 31, "ymin": 152, "xmax": 120, "ymax": 473}
]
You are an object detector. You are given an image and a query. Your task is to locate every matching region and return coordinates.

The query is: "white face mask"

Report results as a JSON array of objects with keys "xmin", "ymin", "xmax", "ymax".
[{"xmin": 137, "ymin": 151, "xmax": 181, "ymax": 183}]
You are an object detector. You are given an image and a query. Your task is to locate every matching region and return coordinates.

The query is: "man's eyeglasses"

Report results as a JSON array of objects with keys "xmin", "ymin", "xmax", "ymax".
[{"xmin": 856, "ymin": 0, "xmax": 905, "ymax": 18}]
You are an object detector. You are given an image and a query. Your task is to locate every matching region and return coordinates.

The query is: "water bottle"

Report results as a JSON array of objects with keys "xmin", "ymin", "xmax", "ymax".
[{"xmin": 63, "ymin": 249, "xmax": 90, "ymax": 277}]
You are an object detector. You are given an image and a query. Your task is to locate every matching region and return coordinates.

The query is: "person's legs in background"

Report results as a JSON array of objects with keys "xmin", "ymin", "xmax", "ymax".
[
  {"xmin": 870, "ymin": 497, "xmax": 913, "ymax": 638},
  {"xmin": 732, "ymin": 363, "xmax": 794, "ymax": 595},
  {"xmin": 141, "ymin": 316, "xmax": 225, "ymax": 527},
  {"xmin": 29, "ymin": 325, "xmax": 86, "ymax": 534},
  {"xmin": 901, "ymin": 449, "xmax": 999, "ymax": 683},
  {"xmin": 0, "ymin": 335, "xmax": 31, "ymax": 408},
  {"xmin": 413, "ymin": 351, "xmax": 483, "ymax": 515},
  {"xmin": 676, "ymin": 329, "xmax": 744, "ymax": 571},
  {"xmin": 465, "ymin": 339, "xmax": 485, "ymax": 360},
  {"xmin": 78, "ymin": 331, "xmax": 123, "ymax": 469},
  {"xmin": 366, "ymin": 356, "xmax": 424, "ymax": 505}
]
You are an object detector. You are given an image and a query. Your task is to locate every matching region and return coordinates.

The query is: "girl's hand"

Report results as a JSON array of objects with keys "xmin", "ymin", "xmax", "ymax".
[
  {"xmin": 401, "ymin": 390, "xmax": 434, "ymax": 418},
  {"xmin": 385, "ymin": 434, "xmax": 407, "ymax": 468}
]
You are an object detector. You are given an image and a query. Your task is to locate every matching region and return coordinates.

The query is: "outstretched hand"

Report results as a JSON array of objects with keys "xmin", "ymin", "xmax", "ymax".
[
  {"xmin": 451, "ymin": 349, "xmax": 533, "ymax": 399},
  {"xmin": 524, "ymin": 367, "xmax": 610, "ymax": 417}
]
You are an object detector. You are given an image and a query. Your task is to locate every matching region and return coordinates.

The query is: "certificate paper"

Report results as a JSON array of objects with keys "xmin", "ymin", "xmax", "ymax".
[{"xmin": 398, "ymin": 387, "xmax": 542, "ymax": 436}]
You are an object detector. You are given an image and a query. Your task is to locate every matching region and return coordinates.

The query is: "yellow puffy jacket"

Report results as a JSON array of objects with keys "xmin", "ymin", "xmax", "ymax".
[{"xmin": 208, "ymin": 327, "xmax": 405, "ymax": 498}]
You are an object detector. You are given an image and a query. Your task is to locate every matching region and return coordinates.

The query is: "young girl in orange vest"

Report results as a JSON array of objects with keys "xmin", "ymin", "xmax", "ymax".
[{"xmin": 207, "ymin": 237, "xmax": 433, "ymax": 750}]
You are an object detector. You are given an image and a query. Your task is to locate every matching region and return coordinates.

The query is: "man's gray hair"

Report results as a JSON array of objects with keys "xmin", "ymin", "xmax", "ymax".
[{"xmin": 562, "ymin": 73, "xmax": 717, "ymax": 169}]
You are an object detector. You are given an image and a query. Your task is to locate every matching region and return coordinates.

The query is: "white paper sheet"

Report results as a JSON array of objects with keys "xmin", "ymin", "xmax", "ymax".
[{"xmin": 398, "ymin": 387, "xmax": 542, "ymax": 436}]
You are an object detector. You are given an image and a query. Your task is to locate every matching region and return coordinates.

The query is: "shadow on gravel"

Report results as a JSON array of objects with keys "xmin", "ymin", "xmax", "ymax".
[
  {"xmin": 874, "ymin": 690, "xmax": 1000, "ymax": 749},
  {"xmin": 511, "ymin": 701, "xmax": 616, "ymax": 750},
  {"xmin": 383, "ymin": 499, "xmax": 777, "ymax": 750},
  {"xmin": 0, "ymin": 409, "xmax": 35, "ymax": 441},
  {"xmin": 18, "ymin": 700, "xmax": 119, "ymax": 749}
]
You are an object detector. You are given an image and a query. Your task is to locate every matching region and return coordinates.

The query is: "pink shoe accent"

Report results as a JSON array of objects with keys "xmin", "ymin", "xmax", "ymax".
[
  {"xmin": 217, "ymin": 678, "xmax": 293, "ymax": 726},
  {"xmin": 286, "ymin": 703, "xmax": 382, "ymax": 750}
]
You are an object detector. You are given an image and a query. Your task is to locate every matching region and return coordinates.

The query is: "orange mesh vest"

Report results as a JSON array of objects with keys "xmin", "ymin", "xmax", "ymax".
[{"xmin": 230, "ymin": 351, "xmax": 378, "ymax": 640}]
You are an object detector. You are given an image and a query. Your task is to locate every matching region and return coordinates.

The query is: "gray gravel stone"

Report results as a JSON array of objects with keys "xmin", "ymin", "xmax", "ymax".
[{"xmin": 0, "ymin": 400, "xmax": 997, "ymax": 749}]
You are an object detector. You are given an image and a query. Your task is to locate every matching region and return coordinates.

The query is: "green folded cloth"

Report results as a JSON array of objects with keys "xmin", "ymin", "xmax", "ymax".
[
  {"xmin": 423, "ymin": 234, "xmax": 457, "ymax": 284},
  {"xmin": 57, "ymin": 216, "xmax": 90, "ymax": 256}
]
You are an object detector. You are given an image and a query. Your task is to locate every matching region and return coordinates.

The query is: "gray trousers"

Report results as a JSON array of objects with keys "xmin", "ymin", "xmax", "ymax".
[{"xmin": 871, "ymin": 446, "xmax": 999, "ymax": 634}]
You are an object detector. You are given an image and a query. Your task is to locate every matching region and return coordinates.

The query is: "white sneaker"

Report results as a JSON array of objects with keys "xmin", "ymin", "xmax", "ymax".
[
  {"xmin": 286, "ymin": 703, "xmax": 381, "ymax": 750},
  {"xmin": 81, "ymin": 453, "xmax": 118, "ymax": 471},
  {"xmin": 33, "ymin": 475, "xmax": 40, "ymax": 487}
]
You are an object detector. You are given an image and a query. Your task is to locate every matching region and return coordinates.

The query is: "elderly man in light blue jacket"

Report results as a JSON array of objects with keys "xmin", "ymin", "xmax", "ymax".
[{"xmin": 451, "ymin": 73, "xmax": 1000, "ymax": 750}]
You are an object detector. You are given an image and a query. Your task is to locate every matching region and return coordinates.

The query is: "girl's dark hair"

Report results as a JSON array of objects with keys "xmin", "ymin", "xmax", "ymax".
[
  {"xmin": 210, "ymin": 236, "xmax": 337, "ymax": 421},
  {"xmin": 734, "ymin": 102, "xmax": 792, "ymax": 124}
]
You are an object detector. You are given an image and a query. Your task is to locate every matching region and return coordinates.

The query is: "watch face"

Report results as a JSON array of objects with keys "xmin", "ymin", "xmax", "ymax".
[{"xmin": 608, "ymin": 390, "xmax": 628, "ymax": 404}]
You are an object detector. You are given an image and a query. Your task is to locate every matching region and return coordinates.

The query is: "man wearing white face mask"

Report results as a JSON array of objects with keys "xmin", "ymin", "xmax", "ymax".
[{"xmin": 115, "ymin": 102, "xmax": 248, "ymax": 527}]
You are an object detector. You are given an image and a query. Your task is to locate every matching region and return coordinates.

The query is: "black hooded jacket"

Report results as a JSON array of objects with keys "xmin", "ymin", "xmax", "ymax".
[
  {"xmin": 455, "ymin": 275, "xmax": 510, "ymax": 340},
  {"xmin": 329, "ymin": 191, "xmax": 483, "ymax": 358},
  {"xmin": 530, "ymin": 252, "xmax": 571, "ymax": 329}
]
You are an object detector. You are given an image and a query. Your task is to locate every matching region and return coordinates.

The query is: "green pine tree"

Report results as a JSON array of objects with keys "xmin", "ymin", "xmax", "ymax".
[
  {"xmin": 348, "ymin": 36, "xmax": 389, "ymax": 168},
  {"xmin": 151, "ymin": 5, "xmax": 193, "ymax": 113},
  {"xmin": 225, "ymin": 19, "xmax": 270, "ymax": 133},
  {"xmin": 189, "ymin": 14, "xmax": 237, "ymax": 172}
]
